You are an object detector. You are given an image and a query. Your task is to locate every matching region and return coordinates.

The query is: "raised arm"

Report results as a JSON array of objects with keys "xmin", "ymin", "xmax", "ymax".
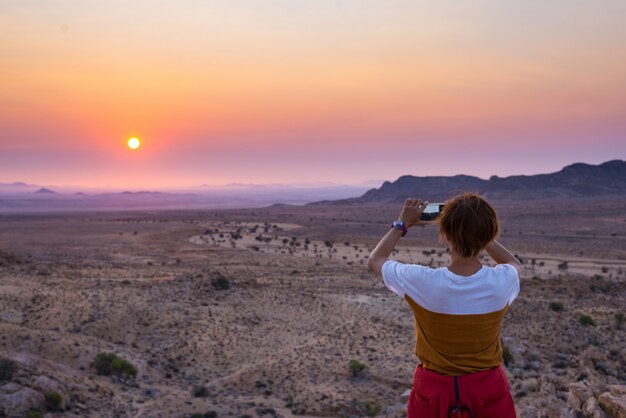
[
  {"xmin": 367, "ymin": 228, "xmax": 404, "ymax": 276},
  {"xmin": 367, "ymin": 198, "xmax": 429, "ymax": 276},
  {"xmin": 484, "ymin": 240, "xmax": 522, "ymax": 273}
]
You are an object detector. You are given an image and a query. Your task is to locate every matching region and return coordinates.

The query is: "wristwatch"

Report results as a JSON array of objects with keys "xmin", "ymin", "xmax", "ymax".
[{"xmin": 391, "ymin": 220, "xmax": 408, "ymax": 237}]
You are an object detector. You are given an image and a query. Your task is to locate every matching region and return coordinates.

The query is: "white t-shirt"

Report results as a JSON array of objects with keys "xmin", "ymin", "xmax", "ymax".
[{"xmin": 381, "ymin": 260, "xmax": 520, "ymax": 315}]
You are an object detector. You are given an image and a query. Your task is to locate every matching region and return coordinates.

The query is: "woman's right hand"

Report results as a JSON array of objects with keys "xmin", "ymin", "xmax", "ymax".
[{"xmin": 399, "ymin": 198, "xmax": 429, "ymax": 228}]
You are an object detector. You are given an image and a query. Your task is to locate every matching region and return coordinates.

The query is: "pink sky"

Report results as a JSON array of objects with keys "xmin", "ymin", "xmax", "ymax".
[{"xmin": 1, "ymin": 1, "xmax": 625, "ymax": 189}]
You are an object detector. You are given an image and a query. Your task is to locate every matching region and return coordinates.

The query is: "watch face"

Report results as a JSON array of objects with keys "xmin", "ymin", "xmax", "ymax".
[{"xmin": 393, "ymin": 221, "xmax": 404, "ymax": 227}]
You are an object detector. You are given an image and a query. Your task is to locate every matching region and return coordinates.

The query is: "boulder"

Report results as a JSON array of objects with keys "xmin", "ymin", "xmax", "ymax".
[
  {"xmin": 582, "ymin": 397, "xmax": 608, "ymax": 418},
  {"xmin": 400, "ymin": 389, "xmax": 411, "ymax": 401},
  {"xmin": 597, "ymin": 385, "xmax": 626, "ymax": 418},
  {"xmin": 569, "ymin": 381, "xmax": 593, "ymax": 409},
  {"xmin": 521, "ymin": 378, "xmax": 539, "ymax": 393},
  {"xmin": 518, "ymin": 405, "xmax": 538, "ymax": 418},
  {"xmin": 0, "ymin": 382, "xmax": 45, "ymax": 417},
  {"xmin": 541, "ymin": 381, "xmax": 557, "ymax": 396}
]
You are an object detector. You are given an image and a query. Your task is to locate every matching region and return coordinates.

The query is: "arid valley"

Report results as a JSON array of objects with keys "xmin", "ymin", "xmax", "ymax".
[{"xmin": 1, "ymin": 198, "xmax": 625, "ymax": 418}]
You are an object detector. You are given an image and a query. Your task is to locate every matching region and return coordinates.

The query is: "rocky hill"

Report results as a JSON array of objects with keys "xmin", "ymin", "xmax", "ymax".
[{"xmin": 322, "ymin": 160, "xmax": 626, "ymax": 203}]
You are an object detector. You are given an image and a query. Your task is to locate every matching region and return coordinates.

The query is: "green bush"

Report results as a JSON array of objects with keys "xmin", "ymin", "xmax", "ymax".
[
  {"xmin": 23, "ymin": 410, "xmax": 44, "ymax": 418},
  {"xmin": 502, "ymin": 345, "xmax": 514, "ymax": 366},
  {"xmin": 190, "ymin": 413, "xmax": 217, "ymax": 418},
  {"xmin": 111, "ymin": 357, "xmax": 138, "ymax": 378},
  {"xmin": 192, "ymin": 385, "xmax": 209, "ymax": 398},
  {"xmin": 0, "ymin": 358, "xmax": 17, "ymax": 381},
  {"xmin": 92, "ymin": 352, "xmax": 116, "ymax": 375},
  {"xmin": 364, "ymin": 402, "xmax": 382, "ymax": 416},
  {"xmin": 579, "ymin": 315, "xmax": 596, "ymax": 327},
  {"xmin": 549, "ymin": 302, "xmax": 564, "ymax": 312},
  {"xmin": 211, "ymin": 274, "xmax": 230, "ymax": 290},
  {"xmin": 348, "ymin": 359, "xmax": 366, "ymax": 377},
  {"xmin": 91, "ymin": 352, "xmax": 137, "ymax": 379},
  {"xmin": 45, "ymin": 391, "xmax": 63, "ymax": 411}
]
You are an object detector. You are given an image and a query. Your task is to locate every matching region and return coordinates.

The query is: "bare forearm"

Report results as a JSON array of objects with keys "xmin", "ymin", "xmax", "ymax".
[
  {"xmin": 484, "ymin": 240, "xmax": 521, "ymax": 266},
  {"xmin": 367, "ymin": 228, "xmax": 403, "ymax": 274},
  {"xmin": 367, "ymin": 198, "xmax": 429, "ymax": 276},
  {"xmin": 371, "ymin": 228, "xmax": 403, "ymax": 260}
]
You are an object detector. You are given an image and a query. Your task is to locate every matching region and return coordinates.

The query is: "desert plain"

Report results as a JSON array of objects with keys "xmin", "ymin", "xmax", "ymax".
[{"xmin": 0, "ymin": 197, "xmax": 625, "ymax": 418}]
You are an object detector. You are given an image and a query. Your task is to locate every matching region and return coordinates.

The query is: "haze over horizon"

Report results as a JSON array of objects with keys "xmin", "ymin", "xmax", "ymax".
[
  {"xmin": 2, "ymin": 1, "xmax": 625, "ymax": 189},
  {"xmin": 0, "ymin": 158, "xmax": 621, "ymax": 193}
]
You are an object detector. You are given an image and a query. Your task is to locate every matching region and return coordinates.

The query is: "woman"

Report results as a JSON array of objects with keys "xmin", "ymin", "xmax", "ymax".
[{"xmin": 367, "ymin": 193, "xmax": 520, "ymax": 417}]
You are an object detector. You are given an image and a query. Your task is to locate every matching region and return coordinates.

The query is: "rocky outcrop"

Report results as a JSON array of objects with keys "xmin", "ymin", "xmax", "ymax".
[
  {"xmin": 597, "ymin": 385, "xmax": 626, "ymax": 418},
  {"xmin": 32, "ymin": 375, "xmax": 69, "ymax": 410},
  {"xmin": 0, "ymin": 382, "xmax": 45, "ymax": 417}
]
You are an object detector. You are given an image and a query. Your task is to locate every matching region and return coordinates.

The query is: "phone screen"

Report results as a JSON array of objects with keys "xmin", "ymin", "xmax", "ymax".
[{"xmin": 419, "ymin": 203, "xmax": 444, "ymax": 221}]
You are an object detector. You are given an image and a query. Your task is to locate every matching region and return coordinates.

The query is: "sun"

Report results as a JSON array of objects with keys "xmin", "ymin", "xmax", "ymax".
[{"xmin": 127, "ymin": 137, "xmax": 141, "ymax": 150}]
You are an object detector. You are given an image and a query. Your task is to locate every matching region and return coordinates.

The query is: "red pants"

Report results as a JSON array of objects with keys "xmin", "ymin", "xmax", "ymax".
[{"xmin": 407, "ymin": 364, "xmax": 516, "ymax": 418}]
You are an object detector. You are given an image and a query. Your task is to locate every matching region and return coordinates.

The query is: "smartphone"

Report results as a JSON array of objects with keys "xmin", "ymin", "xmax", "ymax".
[{"xmin": 419, "ymin": 203, "xmax": 444, "ymax": 221}]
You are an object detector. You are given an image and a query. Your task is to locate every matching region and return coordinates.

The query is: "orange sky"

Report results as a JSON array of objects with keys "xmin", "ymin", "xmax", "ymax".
[{"xmin": 1, "ymin": 1, "xmax": 625, "ymax": 188}]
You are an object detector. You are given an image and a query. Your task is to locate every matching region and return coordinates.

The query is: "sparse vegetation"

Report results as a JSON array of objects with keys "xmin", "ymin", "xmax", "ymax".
[
  {"xmin": 549, "ymin": 302, "xmax": 564, "ymax": 312},
  {"xmin": 348, "ymin": 359, "xmax": 366, "ymax": 376},
  {"xmin": 579, "ymin": 315, "xmax": 596, "ymax": 327},
  {"xmin": 190, "ymin": 414, "xmax": 217, "ymax": 418},
  {"xmin": 192, "ymin": 385, "xmax": 209, "ymax": 398},
  {"xmin": 211, "ymin": 274, "xmax": 231, "ymax": 290},
  {"xmin": 0, "ymin": 249, "xmax": 23, "ymax": 266},
  {"xmin": 557, "ymin": 261, "xmax": 568, "ymax": 270},
  {"xmin": 91, "ymin": 352, "xmax": 138, "ymax": 379},
  {"xmin": 4, "ymin": 194, "xmax": 626, "ymax": 416},
  {"xmin": 364, "ymin": 402, "xmax": 382, "ymax": 416},
  {"xmin": 502, "ymin": 345, "xmax": 513, "ymax": 366},
  {"xmin": 45, "ymin": 391, "xmax": 63, "ymax": 411},
  {"xmin": 23, "ymin": 409, "xmax": 44, "ymax": 418},
  {"xmin": 0, "ymin": 358, "xmax": 17, "ymax": 381}
]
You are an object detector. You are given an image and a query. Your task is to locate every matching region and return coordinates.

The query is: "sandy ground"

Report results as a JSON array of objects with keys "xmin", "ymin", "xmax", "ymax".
[{"xmin": 0, "ymin": 198, "xmax": 624, "ymax": 417}]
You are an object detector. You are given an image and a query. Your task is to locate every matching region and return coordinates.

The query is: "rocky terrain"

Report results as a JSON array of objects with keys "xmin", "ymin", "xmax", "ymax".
[{"xmin": 0, "ymin": 198, "xmax": 624, "ymax": 417}]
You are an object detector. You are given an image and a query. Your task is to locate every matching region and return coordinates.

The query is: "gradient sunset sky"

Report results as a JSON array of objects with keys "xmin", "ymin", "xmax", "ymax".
[{"xmin": 1, "ymin": 1, "xmax": 625, "ymax": 189}]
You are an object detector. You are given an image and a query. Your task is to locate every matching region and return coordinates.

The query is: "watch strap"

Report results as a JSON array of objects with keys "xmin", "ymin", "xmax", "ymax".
[{"xmin": 391, "ymin": 221, "xmax": 408, "ymax": 237}]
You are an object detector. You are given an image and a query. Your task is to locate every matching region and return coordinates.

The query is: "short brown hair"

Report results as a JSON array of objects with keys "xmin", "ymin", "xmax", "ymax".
[{"xmin": 438, "ymin": 193, "xmax": 499, "ymax": 257}]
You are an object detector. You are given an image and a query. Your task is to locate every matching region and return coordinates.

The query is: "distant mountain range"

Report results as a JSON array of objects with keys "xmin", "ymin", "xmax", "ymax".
[
  {"xmin": 316, "ymin": 160, "xmax": 626, "ymax": 204},
  {"xmin": 1, "ymin": 160, "xmax": 623, "ymax": 212},
  {"xmin": 0, "ymin": 184, "xmax": 372, "ymax": 213},
  {"xmin": 34, "ymin": 188, "xmax": 56, "ymax": 194}
]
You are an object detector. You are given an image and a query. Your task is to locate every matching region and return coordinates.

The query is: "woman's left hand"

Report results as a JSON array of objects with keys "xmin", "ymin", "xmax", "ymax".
[{"xmin": 399, "ymin": 198, "xmax": 429, "ymax": 228}]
